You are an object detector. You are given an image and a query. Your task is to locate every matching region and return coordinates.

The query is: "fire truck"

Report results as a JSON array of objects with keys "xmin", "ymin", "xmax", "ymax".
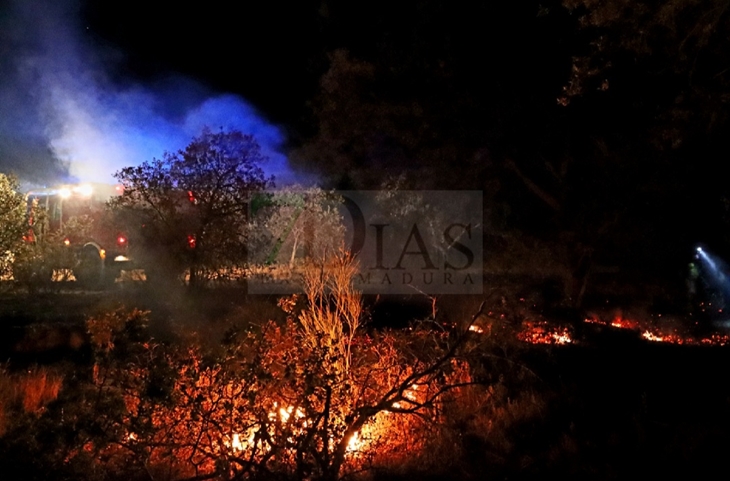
[{"xmin": 25, "ymin": 183, "xmax": 133, "ymax": 286}]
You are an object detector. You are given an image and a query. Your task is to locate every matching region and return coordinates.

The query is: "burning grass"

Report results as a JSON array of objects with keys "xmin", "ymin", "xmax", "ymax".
[
  {"xmin": 516, "ymin": 320, "xmax": 573, "ymax": 345},
  {"xmin": 465, "ymin": 305, "xmax": 730, "ymax": 348},
  {"xmin": 0, "ymin": 365, "xmax": 63, "ymax": 435},
  {"xmin": 640, "ymin": 330, "xmax": 730, "ymax": 346},
  {"xmin": 584, "ymin": 313, "xmax": 730, "ymax": 346}
]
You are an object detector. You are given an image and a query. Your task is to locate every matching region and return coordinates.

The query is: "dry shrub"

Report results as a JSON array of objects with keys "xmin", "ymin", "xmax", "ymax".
[
  {"xmin": 17, "ymin": 368, "xmax": 62, "ymax": 413},
  {"xmin": 297, "ymin": 250, "xmax": 362, "ymax": 374},
  {"xmin": 0, "ymin": 365, "xmax": 63, "ymax": 435},
  {"xmin": 38, "ymin": 253, "xmax": 484, "ymax": 481},
  {"xmin": 86, "ymin": 307, "xmax": 150, "ymax": 352},
  {"xmin": 0, "ymin": 372, "xmax": 9, "ymax": 435},
  {"xmin": 468, "ymin": 385, "xmax": 545, "ymax": 453},
  {"xmin": 359, "ymin": 358, "xmax": 476, "ymax": 477}
]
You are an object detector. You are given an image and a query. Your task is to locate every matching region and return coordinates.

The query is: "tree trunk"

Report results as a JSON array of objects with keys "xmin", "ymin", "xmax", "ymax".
[{"xmin": 289, "ymin": 235, "xmax": 299, "ymax": 268}]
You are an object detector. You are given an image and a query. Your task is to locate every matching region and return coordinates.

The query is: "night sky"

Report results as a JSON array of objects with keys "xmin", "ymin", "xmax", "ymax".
[
  {"xmin": 0, "ymin": 1, "xmax": 575, "ymax": 184},
  {"xmin": 2, "ymin": 0, "xmax": 730, "ymax": 299}
]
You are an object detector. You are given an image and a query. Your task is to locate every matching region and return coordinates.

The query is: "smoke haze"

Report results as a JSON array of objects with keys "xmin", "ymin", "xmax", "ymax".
[{"xmin": 0, "ymin": 0, "xmax": 293, "ymax": 186}]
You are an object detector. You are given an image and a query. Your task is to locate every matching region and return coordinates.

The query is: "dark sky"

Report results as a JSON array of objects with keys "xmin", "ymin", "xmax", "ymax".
[
  {"xmin": 0, "ymin": 0, "xmax": 574, "ymax": 184},
  {"xmin": 81, "ymin": 1, "xmax": 328, "ymax": 122},
  {"xmin": 78, "ymin": 1, "xmax": 574, "ymax": 125}
]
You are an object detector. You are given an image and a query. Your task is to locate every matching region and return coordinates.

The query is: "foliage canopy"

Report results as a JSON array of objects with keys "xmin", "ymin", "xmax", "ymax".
[{"xmin": 112, "ymin": 128, "xmax": 274, "ymax": 285}]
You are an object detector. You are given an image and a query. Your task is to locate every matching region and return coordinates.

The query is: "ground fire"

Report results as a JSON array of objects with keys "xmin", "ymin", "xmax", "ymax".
[
  {"xmin": 584, "ymin": 314, "xmax": 730, "ymax": 346},
  {"xmin": 466, "ymin": 312, "xmax": 730, "ymax": 347},
  {"xmin": 516, "ymin": 320, "xmax": 573, "ymax": 345}
]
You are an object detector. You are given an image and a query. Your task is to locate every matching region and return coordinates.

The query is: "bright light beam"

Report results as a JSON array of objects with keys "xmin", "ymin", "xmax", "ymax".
[
  {"xmin": 697, "ymin": 248, "xmax": 719, "ymax": 274},
  {"xmin": 695, "ymin": 246, "xmax": 730, "ymax": 311}
]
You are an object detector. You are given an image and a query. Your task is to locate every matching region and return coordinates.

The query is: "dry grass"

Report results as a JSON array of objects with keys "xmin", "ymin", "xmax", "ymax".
[
  {"xmin": 297, "ymin": 251, "xmax": 362, "ymax": 373},
  {"xmin": 0, "ymin": 366, "xmax": 63, "ymax": 435}
]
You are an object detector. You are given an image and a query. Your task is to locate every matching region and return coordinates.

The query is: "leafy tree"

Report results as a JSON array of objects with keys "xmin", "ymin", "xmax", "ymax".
[
  {"xmin": 11, "ymin": 199, "xmax": 99, "ymax": 291},
  {"xmin": 554, "ymin": 0, "xmax": 730, "ymax": 304},
  {"xmin": 111, "ymin": 128, "xmax": 274, "ymax": 287},
  {"xmin": 291, "ymin": 49, "xmax": 492, "ymax": 190},
  {"xmin": 291, "ymin": 15, "xmax": 616, "ymax": 307},
  {"xmin": 0, "ymin": 173, "xmax": 27, "ymax": 279},
  {"xmin": 562, "ymin": 0, "xmax": 730, "ymax": 149},
  {"xmin": 0, "ymin": 179, "xmax": 79, "ymax": 290},
  {"xmin": 249, "ymin": 186, "xmax": 345, "ymax": 268}
]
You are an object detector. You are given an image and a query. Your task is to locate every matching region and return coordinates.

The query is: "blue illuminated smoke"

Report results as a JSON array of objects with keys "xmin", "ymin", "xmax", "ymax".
[
  {"xmin": 45, "ymin": 89, "xmax": 294, "ymax": 184},
  {"xmin": 695, "ymin": 247, "xmax": 730, "ymax": 308},
  {"xmin": 0, "ymin": 0, "xmax": 300, "ymax": 186}
]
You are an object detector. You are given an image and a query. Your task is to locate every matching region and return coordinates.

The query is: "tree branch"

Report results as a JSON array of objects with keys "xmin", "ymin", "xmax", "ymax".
[{"xmin": 504, "ymin": 159, "xmax": 562, "ymax": 212}]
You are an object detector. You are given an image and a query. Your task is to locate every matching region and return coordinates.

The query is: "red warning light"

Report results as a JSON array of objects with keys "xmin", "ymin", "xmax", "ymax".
[
  {"xmin": 187, "ymin": 234, "xmax": 196, "ymax": 249},
  {"xmin": 117, "ymin": 235, "xmax": 127, "ymax": 246}
]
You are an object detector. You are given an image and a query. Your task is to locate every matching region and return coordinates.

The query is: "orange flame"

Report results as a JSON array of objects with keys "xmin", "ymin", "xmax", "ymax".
[{"xmin": 517, "ymin": 321, "xmax": 573, "ymax": 345}]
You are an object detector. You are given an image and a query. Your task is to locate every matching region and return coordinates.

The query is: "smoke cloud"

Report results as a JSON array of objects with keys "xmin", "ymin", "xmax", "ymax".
[{"xmin": 0, "ymin": 0, "xmax": 294, "ymax": 186}]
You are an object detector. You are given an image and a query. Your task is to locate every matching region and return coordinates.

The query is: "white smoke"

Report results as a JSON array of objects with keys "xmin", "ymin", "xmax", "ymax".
[{"xmin": 0, "ymin": 0, "xmax": 294, "ymax": 185}]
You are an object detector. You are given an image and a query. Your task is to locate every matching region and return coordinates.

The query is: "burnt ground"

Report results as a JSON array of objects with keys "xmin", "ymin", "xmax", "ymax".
[{"xmin": 513, "ymin": 335, "xmax": 730, "ymax": 479}]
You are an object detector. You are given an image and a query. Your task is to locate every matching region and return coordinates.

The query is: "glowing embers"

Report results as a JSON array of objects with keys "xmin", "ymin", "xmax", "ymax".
[
  {"xmin": 584, "ymin": 315, "xmax": 639, "ymax": 330},
  {"xmin": 641, "ymin": 331, "xmax": 670, "ymax": 343},
  {"xmin": 583, "ymin": 312, "xmax": 730, "ymax": 345},
  {"xmin": 466, "ymin": 315, "xmax": 572, "ymax": 344},
  {"xmin": 516, "ymin": 320, "xmax": 573, "ymax": 345},
  {"xmin": 609, "ymin": 317, "xmax": 640, "ymax": 330},
  {"xmin": 640, "ymin": 330, "xmax": 730, "ymax": 346}
]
